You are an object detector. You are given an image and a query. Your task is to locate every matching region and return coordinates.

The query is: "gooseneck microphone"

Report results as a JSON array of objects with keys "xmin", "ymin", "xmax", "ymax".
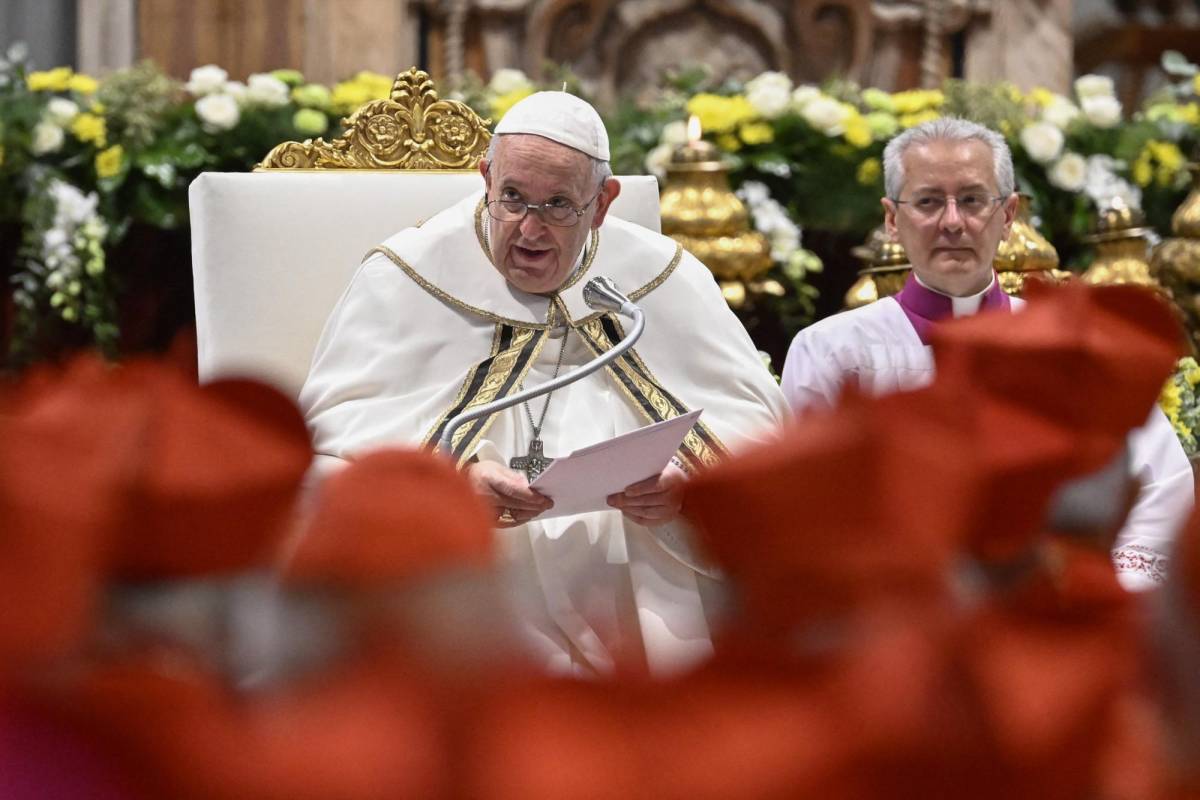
[{"xmin": 436, "ymin": 277, "xmax": 645, "ymax": 456}]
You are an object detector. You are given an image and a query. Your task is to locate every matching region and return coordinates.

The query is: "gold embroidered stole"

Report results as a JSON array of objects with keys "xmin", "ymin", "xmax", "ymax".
[
  {"xmin": 420, "ymin": 323, "xmax": 550, "ymax": 464},
  {"xmin": 574, "ymin": 311, "xmax": 728, "ymax": 472}
]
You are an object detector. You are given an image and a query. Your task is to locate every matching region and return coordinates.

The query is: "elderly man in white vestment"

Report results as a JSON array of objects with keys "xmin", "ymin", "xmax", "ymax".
[
  {"xmin": 300, "ymin": 92, "xmax": 788, "ymax": 676},
  {"xmin": 781, "ymin": 117, "xmax": 1193, "ymax": 591}
]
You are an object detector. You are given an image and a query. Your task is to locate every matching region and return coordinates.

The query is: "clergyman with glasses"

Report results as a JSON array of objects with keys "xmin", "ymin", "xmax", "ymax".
[
  {"xmin": 780, "ymin": 116, "xmax": 1192, "ymax": 591},
  {"xmin": 300, "ymin": 91, "xmax": 788, "ymax": 677}
]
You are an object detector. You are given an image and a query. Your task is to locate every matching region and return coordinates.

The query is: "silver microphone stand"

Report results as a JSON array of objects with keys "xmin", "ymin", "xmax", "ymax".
[{"xmin": 436, "ymin": 276, "xmax": 644, "ymax": 456}]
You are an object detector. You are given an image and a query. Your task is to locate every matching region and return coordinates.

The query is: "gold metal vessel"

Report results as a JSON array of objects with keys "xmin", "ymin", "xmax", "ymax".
[
  {"xmin": 659, "ymin": 132, "xmax": 773, "ymax": 307},
  {"xmin": 1151, "ymin": 163, "xmax": 1200, "ymax": 352}
]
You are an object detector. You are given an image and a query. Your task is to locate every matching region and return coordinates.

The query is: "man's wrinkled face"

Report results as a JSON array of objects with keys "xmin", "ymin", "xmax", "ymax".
[
  {"xmin": 480, "ymin": 134, "xmax": 619, "ymax": 295},
  {"xmin": 882, "ymin": 138, "xmax": 1018, "ymax": 296}
]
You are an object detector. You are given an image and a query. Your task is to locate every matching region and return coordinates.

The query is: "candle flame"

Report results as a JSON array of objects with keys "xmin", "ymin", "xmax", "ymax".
[{"xmin": 687, "ymin": 115, "xmax": 702, "ymax": 143}]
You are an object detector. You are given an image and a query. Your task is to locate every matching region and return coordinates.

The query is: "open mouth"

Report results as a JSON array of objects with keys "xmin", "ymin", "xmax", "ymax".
[{"xmin": 514, "ymin": 244, "xmax": 552, "ymax": 263}]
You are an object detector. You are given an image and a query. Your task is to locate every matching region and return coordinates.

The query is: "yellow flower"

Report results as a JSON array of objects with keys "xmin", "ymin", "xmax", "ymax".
[
  {"xmin": 856, "ymin": 157, "xmax": 881, "ymax": 186},
  {"xmin": 1135, "ymin": 140, "xmax": 1186, "ymax": 187},
  {"xmin": 1004, "ymin": 84, "xmax": 1024, "ymax": 104},
  {"xmin": 890, "ymin": 89, "xmax": 944, "ymax": 115},
  {"xmin": 1030, "ymin": 87, "xmax": 1055, "ymax": 108},
  {"xmin": 716, "ymin": 133, "xmax": 742, "ymax": 152},
  {"xmin": 1132, "ymin": 155, "xmax": 1153, "ymax": 187},
  {"xmin": 1182, "ymin": 103, "xmax": 1200, "ymax": 125},
  {"xmin": 685, "ymin": 93, "xmax": 758, "ymax": 134},
  {"xmin": 1186, "ymin": 366, "xmax": 1200, "ymax": 386},
  {"xmin": 70, "ymin": 112, "xmax": 107, "ymax": 146},
  {"xmin": 1194, "ymin": 74, "xmax": 1200, "ymax": 96},
  {"xmin": 95, "ymin": 145, "xmax": 124, "ymax": 179},
  {"xmin": 1161, "ymin": 381, "xmax": 1183, "ymax": 422},
  {"xmin": 330, "ymin": 71, "xmax": 394, "ymax": 115},
  {"xmin": 68, "ymin": 73, "xmax": 99, "ymax": 95},
  {"xmin": 738, "ymin": 121, "xmax": 774, "ymax": 146},
  {"xmin": 490, "ymin": 87, "xmax": 534, "ymax": 121},
  {"xmin": 899, "ymin": 109, "xmax": 941, "ymax": 129},
  {"xmin": 842, "ymin": 112, "xmax": 872, "ymax": 148},
  {"xmin": 27, "ymin": 67, "xmax": 73, "ymax": 92}
]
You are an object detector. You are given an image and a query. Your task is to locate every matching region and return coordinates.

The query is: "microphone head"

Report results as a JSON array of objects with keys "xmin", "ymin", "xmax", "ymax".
[{"xmin": 583, "ymin": 276, "xmax": 631, "ymax": 313}]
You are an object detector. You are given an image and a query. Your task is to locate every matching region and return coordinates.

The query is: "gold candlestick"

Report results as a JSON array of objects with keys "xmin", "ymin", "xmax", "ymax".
[
  {"xmin": 993, "ymin": 194, "xmax": 1071, "ymax": 295},
  {"xmin": 1152, "ymin": 162, "xmax": 1200, "ymax": 353},
  {"xmin": 1082, "ymin": 198, "xmax": 1162, "ymax": 291},
  {"xmin": 845, "ymin": 224, "xmax": 911, "ymax": 308},
  {"xmin": 659, "ymin": 117, "xmax": 773, "ymax": 308}
]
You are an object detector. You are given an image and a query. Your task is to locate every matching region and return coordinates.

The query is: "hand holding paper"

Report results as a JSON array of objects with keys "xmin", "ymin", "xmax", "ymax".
[{"xmin": 529, "ymin": 410, "xmax": 702, "ymax": 520}]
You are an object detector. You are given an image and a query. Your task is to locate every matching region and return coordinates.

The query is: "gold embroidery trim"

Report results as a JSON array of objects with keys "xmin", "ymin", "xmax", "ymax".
[
  {"xmin": 558, "ymin": 243, "xmax": 684, "ymax": 327},
  {"xmin": 367, "ymin": 245, "xmax": 551, "ymax": 330},
  {"xmin": 576, "ymin": 315, "xmax": 727, "ymax": 470},
  {"xmin": 420, "ymin": 324, "xmax": 549, "ymax": 464}
]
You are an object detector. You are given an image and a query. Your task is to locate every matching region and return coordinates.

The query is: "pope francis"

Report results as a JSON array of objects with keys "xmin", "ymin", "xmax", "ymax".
[{"xmin": 299, "ymin": 92, "xmax": 788, "ymax": 677}]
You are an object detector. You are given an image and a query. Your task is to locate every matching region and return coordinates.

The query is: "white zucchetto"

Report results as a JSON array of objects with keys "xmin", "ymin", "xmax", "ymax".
[{"xmin": 493, "ymin": 91, "xmax": 610, "ymax": 162}]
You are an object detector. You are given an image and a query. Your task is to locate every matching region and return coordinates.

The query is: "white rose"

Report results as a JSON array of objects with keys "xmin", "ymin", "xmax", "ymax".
[
  {"xmin": 1081, "ymin": 95, "xmax": 1122, "ymax": 128},
  {"xmin": 1074, "ymin": 74, "xmax": 1115, "ymax": 99},
  {"xmin": 790, "ymin": 85, "xmax": 821, "ymax": 113},
  {"xmin": 1085, "ymin": 155, "xmax": 1142, "ymax": 211},
  {"xmin": 1041, "ymin": 96, "xmax": 1079, "ymax": 130},
  {"xmin": 31, "ymin": 120, "xmax": 65, "ymax": 155},
  {"xmin": 1048, "ymin": 152, "xmax": 1087, "ymax": 192},
  {"xmin": 45, "ymin": 97, "xmax": 79, "ymax": 125},
  {"xmin": 801, "ymin": 95, "xmax": 849, "ymax": 135},
  {"xmin": 737, "ymin": 180, "xmax": 770, "ymax": 208},
  {"xmin": 745, "ymin": 71, "xmax": 793, "ymax": 119},
  {"xmin": 186, "ymin": 64, "xmax": 229, "ymax": 96},
  {"xmin": 222, "ymin": 80, "xmax": 248, "ymax": 105},
  {"xmin": 1019, "ymin": 121, "xmax": 1064, "ymax": 163},
  {"xmin": 644, "ymin": 143, "xmax": 674, "ymax": 180},
  {"xmin": 246, "ymin": 73, "xmax": 290, "ymax": 107},
  {"xmin": 196, "ymin": 93, "xmax": 241, "ymax": 130},
  {"xmin": 488, "ymin": 68, "xmax": 532, "ymax": 95},
  {"xmin": 660, "ymin": 119, "xmax": 688, "ymax": 146}
]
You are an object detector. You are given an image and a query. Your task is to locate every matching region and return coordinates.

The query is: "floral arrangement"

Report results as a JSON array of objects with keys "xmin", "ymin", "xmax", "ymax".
[
  {"xmin": 1160, "ymin": 356, "xmax": 1200, "ymax": 456},
  {"xmin": 3, "ymin": 46, "xmax": 1199, "ymax": 368},
  {"xmin": 0, "ymin": 46, "xmax": 392, "ymax": 365}
]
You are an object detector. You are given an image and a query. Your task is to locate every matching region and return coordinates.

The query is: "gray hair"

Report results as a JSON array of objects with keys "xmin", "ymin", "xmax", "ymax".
[
  {"xmin": 882, "ymin": 117, "xmax": 1015, "ymax": 200},
  {"xmin": 486, "ymin": 133, "xmax": 612, "ymax": 187}
]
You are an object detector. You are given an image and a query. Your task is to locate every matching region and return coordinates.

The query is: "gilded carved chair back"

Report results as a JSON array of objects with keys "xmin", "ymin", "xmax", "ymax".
[{"xmin": 255, "ymin": 67, "xmax": 492, "ymax": 171}]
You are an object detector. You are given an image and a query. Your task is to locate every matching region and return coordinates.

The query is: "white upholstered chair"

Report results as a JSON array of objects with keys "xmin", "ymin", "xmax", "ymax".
[{"xmin": 188, "ymin": 69, "xmax": 662, "ymax": 398}]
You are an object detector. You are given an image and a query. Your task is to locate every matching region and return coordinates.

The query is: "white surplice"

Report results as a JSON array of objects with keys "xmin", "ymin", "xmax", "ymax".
[
  {"xmin": 781, "ymin": 295, "xmax": 1194, "ymax": 591},
  {"xmin": 300, "ymin": 193, "xmax": 789, "ymax": 676}
]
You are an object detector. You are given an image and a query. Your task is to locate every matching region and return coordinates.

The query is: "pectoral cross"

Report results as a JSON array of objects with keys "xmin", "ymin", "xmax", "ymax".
[{"xmin": 510, "ymin": 438, "xmax": 554, "ymax": 481}]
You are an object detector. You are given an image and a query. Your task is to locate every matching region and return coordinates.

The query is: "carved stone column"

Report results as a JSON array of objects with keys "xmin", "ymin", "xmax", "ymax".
[{"xmin": 963, "ymin": 0, "xmax": 1073, "ymax": 93}]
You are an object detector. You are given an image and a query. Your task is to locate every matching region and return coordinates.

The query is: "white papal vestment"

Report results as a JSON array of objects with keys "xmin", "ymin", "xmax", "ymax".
[
  {"xmin": 300, "ymin": 193, "xmax": 789, "ymax": 676},
  {"xmin": 781, "ymin": 295, "xmax": 1194, "ymax": 591}
]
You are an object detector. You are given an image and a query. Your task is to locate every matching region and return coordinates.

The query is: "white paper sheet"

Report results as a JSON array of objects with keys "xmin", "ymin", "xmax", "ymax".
[{"xmin": 529, "ymin": 409, "xmax": 702, "ymax": 519}]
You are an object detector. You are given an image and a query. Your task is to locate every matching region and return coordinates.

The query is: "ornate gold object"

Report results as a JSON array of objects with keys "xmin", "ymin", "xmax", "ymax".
[
  {"xmin": 1152, "ymin": 163, "xmax": 1200, "ymax": 353},
  {"xmin": 256, "ymin": 67, "xmax": 491, "ymax": 170},
  {"xmin": 1081, "ymin": 198, "xmax": 1162, "ymax": 291},
  {"xmin": 659, "ymin": 131, "xmax": 772, "ymax": 308},
  {"xmin": 993, "ymin": 194, "xmax": 1071, "ymax": 295},
  {"xmin": 844, "ymin": 224, "xmax": 911, "ymax": 308}
]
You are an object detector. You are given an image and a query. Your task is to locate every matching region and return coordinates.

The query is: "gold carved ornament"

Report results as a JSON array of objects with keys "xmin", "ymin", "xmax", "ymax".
[
  {"xmin": 255, "ymin": 68, "xmax": 491, "ymax": 171},
  {"xmin": 1151, "ymin": 162, "xmax": 1200, "ymax": 354}
]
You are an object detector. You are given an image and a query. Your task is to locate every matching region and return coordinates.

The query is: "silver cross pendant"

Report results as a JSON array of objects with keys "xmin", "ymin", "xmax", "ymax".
[{"xmin": 510, "ymin": 438, "xmax": 554, "ymax": 481}]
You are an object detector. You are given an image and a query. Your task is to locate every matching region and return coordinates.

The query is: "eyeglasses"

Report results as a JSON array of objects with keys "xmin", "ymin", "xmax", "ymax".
[
  {"xmin": 486, "ymin": 186, "xmax": 604, "ymax": 227},
  {"xmin": 892, "ymin": 192, "xmax": 1005, "ymax": 220}
]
